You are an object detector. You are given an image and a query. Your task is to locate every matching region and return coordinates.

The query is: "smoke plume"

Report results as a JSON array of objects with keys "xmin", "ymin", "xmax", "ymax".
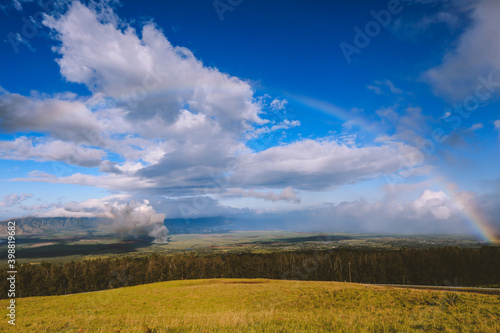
[{"xmin": 107, "ymin": 200, "xmax": 168, "ymax": 243}]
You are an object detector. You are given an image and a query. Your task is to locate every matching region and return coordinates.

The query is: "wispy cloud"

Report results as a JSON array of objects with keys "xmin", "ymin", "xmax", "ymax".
[
  {"xmin": 494, "ymin": 120, "xmax": 500, "ymax": 138},
  {"xmin": 0, "ymin": 193, "xmax": 33, "ymax": 208}
]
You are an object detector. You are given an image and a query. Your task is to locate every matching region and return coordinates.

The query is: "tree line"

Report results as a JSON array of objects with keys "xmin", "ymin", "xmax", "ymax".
[{"xmin": 2, "ymin": 246, "xmax": 499, "ymax": 298}]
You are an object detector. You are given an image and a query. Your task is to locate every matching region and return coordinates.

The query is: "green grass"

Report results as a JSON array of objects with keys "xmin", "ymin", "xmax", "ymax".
[{"xmin": 2, "ymin": 279, "xmax": 499, "ymax": 332}]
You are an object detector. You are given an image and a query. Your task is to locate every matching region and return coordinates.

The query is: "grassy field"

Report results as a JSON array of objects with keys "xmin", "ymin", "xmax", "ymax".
[{"xmin": 2, "ymin": 279, "xmax": 499, "ymax": 332}]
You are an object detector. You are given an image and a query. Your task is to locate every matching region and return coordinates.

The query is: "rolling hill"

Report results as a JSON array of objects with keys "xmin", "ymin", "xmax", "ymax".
[{"xmin": 2, "ymin": 278, "xmax": 499, "ymax": 332}]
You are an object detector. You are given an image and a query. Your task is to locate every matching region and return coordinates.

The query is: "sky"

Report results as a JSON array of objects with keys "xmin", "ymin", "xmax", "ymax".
[{"xmin": 0, "ymin": 0, "xmax": 499, "ymax": 241}]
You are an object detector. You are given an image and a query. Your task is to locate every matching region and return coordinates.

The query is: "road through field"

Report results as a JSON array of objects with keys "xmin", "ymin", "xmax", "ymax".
[{"xmin": 363, "ymin": 284, "xmax": 500, "ymax": 295}]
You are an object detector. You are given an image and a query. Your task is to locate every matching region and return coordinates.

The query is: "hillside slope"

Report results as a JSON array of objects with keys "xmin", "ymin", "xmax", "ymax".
[
  {"xmin": 2, "ymin": 279, "xmax": 499, "ymax": 332},
  {"xmin": 0, "ymin": 217, "xmax": 98, "ymax": 235}
]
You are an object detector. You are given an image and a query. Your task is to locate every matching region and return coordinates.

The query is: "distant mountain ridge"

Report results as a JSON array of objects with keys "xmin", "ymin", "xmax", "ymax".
[{"xmin": 0, "ymin": 216, "xmax": 232, "ymax": 236}]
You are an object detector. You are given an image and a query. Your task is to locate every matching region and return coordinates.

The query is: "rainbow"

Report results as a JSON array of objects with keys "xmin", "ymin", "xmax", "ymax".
[
  {"xmin": 444, "ymin": 182, "xmax": 500, "ymax": 244},
  {"xmin": 287, "ymin": 93, "xmax": 500, "ymax": 244}
]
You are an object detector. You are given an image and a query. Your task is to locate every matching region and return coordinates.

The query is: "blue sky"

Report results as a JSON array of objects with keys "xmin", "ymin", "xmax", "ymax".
[{"xmin": 0, "ymin": 0, "xmax": 499, "ymax": 240}]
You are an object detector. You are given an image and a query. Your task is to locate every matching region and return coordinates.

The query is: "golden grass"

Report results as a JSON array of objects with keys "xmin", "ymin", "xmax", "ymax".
[{"xmin": 2, "ymin": 278, "xmax": 499, "ymax": 332}]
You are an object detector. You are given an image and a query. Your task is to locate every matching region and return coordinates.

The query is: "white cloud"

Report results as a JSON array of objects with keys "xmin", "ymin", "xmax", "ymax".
[
  {"xmin": 0, "ymin": 136, "xmax": 105, "ymax": 167},
  {"xmin": 11, "ymin": 172, "xmax": 156, "ymax": 191},
  {"xmin": 392, "ymin": 106, "xmax": 431, "ymax": 144},
  {"xmin": 494, "ymin": 119, "xmax": 500, "ymax": 138},
  {"xmin": 245, "ymin": 119, "xmax": 300, "ymax": 140},
  {"xmin": 12, "ymin": 0, "xmax": 23, "ymax": 11},
  {"xmin": 469, "ymin": 123, "xmax": 483, "ymax": 131},
  {"xmin": 414, "ymin": 11, "xmax": 460, "ymax": 31},
  {"xmin": 43, "ymin": 2, "xmax": 263, "ymax": 131},
  {"xmin": 232, "ymin": 139, "xmax": 423, "ymax": 190},
  {"xmin": 368, "ymin": 80, "xmax": 404, "ymax": 95},
  {"xmin": 412, "ymin": 189, "xmax": 451, "ymax": 220},
  {"xmin": 11, "ymin": 137, "xmax": 425, "ymax": 196},
  {"xmin": 8, "ymin": 33, "xmax": 35, "ymax": 51},
  {"xmin": 222, "ymin": 186, "xmax": 301, "ymax": 204},
  {"xmin": 442, "ymin": 111, "xmax": 451, "ymax": 119},
  {"xmin": 31, "ymin": 1, "xmax": 272, "ymax": 187},
  {"xmin": 34, "ymin": 194, "xmax": 129, "ymax": 218},
  {"xmin": 35, "ymin": 208, "xmax": 97, "ymax": 218},
  {"xmin": 0, "ymin": 193, "xmax": 33, "ymax": 208},
  {"xmin": 270, "ymin": 98, "xmax": 288, "ymax": 110},
  {"xmin": 0, "ymin": 91, "xmax": 103, "ymax": 144},
  {"xmin": 376, "ymin": 106, "xmax": 399, "ymax": 125},
  {"xmin": 424, "ymin": 0, "xmax": 500, "ymax": 100},
  {"xmin": 367, "ymin": 85, "xmax": 383, "ymax": 95},
  {"xmin": 107, "ymin": 200, "xmax": 168, "ymax": 243}
]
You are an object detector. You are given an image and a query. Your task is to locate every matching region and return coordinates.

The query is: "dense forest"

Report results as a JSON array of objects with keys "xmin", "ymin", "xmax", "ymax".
[{"xmin": 2, "ymin": 246, "xmax": 499, "ymax": 298}]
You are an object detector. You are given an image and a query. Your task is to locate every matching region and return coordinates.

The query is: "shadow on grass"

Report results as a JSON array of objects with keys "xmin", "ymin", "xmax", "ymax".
[{"xmin": 239, "ymin": 235, "xmax": 354, "ymax": 245}]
